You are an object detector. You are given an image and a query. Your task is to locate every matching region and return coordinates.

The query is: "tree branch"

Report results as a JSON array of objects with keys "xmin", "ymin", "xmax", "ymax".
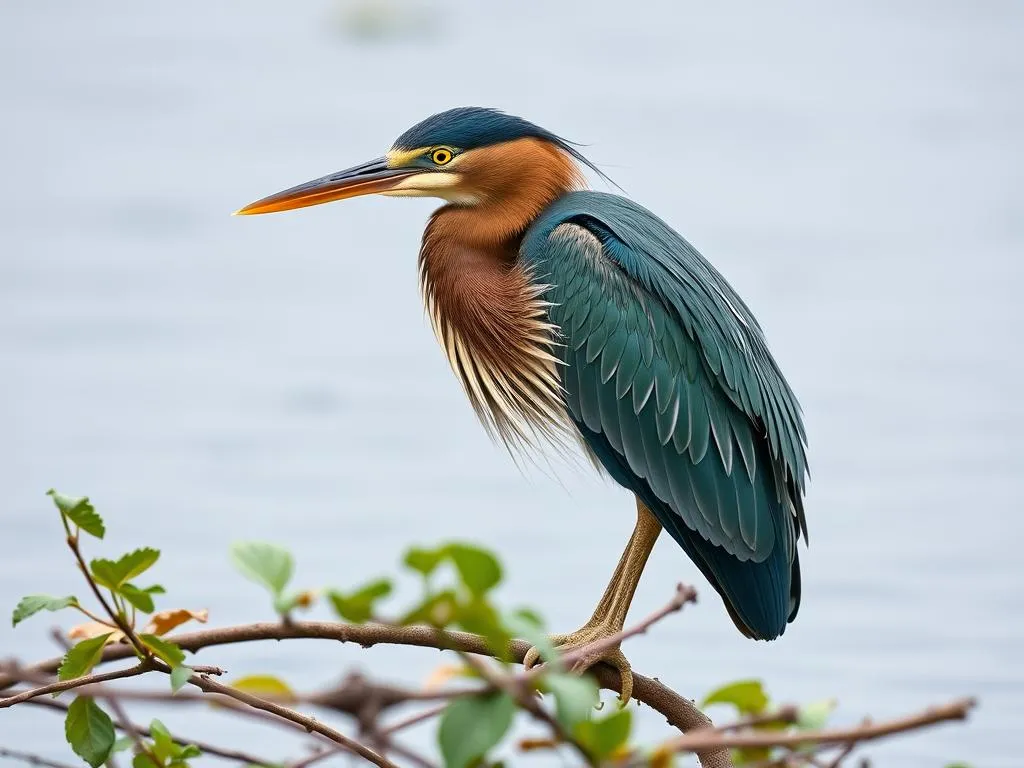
[
  {"xmin": 654, "ymin": 697, "xmax": 976, "ymax": 755},
  {"xmin": 0, "ymin": 747, "xmax": 81, "ymax": 768},
  {"xmin": 183, "ymin": 670, "xmax": 399, "ymax": 768},
  {"xmin": 22, "ymin": 696, "xmax": 281, "ymax": 765},
  {"xmin": 0, "ymin": 663, "xmax": 150, "ymax": 708},
  {"xmin": 3, "ymin": 623, "xmax": 705, "ymax": 722},
  {"xmin": 2, "ymin": 619, "xmax": 732, "ymax": 766}
]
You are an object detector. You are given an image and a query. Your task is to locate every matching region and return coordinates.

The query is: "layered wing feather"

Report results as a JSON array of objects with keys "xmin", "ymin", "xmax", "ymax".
[{"xmin": 520, "ymin": 192, "xmax": 808, "ymax": 638}]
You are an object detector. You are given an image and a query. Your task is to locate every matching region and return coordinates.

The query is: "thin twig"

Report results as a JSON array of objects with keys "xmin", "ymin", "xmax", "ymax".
[
  {"xmin": 0, "ymin": 747, "xmax": 81, "ymax": 768},
  {"xmin": 65, "ymin": 534, "xmax": 148, "ymax": 659},
  {"xmin": 104, "ymin": 695, "xmax": 156, "ymax": 762},
  {"xmin": 288, "ymin": 747, "xmax": 338, "ymax": 768},
  {"xmin": 381, "ymin": 741, "xmax": 438, "ymax": 768},
  {"xmin": 0, "ymin": 663, "xmax": 150, "ymax": 708},
  {"xmin": 825, "ymin": 741, "xmax": 857, "ymax": 768},
  {"xmin": 656, "ymin": 697, "xmax": 976, "ymax": 754},
  {"xmin": 22, "ymin": 696, "xmax": 279, "ymax": 765},
  {"xmin": 557, "ymin": 583, "xmax": 697, "ymax": 672},
  {"xmin": 379, "ymin": 702, "xmax": 448, "ymax": 737},
  {"xmin": 184, "ymin": 671, "xmax": 399, "ymax": 768},
  {"xmin": 716, "ymin": 705, "xmax": 801, "ymax": 732}
]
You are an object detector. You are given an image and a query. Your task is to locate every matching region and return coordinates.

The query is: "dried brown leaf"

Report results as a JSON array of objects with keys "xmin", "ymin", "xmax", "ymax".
[{"xmin": 142, "ymin": 608, "xmax": 209, "ymax": 636}]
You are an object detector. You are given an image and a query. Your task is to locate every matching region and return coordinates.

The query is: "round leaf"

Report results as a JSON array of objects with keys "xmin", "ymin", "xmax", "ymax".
[
  {"xmin": 438, "ymin": 692, "xmax": 515, "ymax": 768},
  {"xmin": 65, "ymin": 696, "xmax": 116, "ymax": 767},
  {"xmin": 796, "ymin": 698, "xmax": 837, "ymax": 730},
  {"xmin": 574, "ymin": 708, "xmax": 632, "ymax": 760},
  {"xmin": 701, "ymin": 679, "xmax": 769, "ymax": 716},
  {"xmin": 403, "ymin": 546, "xmax": 445, "ymax": 577},
  {"xmin": 544, "ymin": 672, "xmax": 599, "ymax": 730},
  {"xmin": 230, "ymin": 542, "xmax": 293, "ymax": 597},
  {"xmin": 446, "ymin": 543, "xmax": 502, "ymax": 596}
]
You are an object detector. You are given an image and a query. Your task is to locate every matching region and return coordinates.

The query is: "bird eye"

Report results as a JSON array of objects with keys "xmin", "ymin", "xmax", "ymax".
[{"xmin": 431, "ymin": 148, "xmax": 453, "ymax": 165}]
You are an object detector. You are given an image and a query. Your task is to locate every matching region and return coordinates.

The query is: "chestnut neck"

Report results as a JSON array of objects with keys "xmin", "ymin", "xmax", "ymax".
[{"xmin": 423, "ymin": 138, "xmax": 585, "ymax": 264}]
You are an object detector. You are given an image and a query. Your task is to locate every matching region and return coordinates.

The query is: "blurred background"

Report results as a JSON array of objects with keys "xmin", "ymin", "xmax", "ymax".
[{"xmin": 2, "ymin": 0, "xmax": 1022, "ymax": 764}]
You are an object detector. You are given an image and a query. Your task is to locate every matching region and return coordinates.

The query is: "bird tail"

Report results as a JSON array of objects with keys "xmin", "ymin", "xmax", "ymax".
[{"xmin": 652, "ymin": 495, "xmax": 800, "ymax": 640}]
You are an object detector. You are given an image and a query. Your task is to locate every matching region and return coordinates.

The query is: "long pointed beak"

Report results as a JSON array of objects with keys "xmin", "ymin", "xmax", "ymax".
[{"xmin": 234, "ymin": 157, "xmax": 422, "ymax": 215}]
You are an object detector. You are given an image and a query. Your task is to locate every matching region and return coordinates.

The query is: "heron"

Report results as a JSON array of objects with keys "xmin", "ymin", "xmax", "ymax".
[{"xmin": 236, "ymin": 107, "xmax": 808, "ymax": 702}]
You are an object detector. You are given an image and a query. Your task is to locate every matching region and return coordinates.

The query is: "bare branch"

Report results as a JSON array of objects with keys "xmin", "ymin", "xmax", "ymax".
[
  {"xmin": 558, "ymin": 583, "xmax": 697, "ymax": 672},
  {"xmin": 655, "ymin": 697, "xmax": 976, "ymax": 755},
  {"xmin": 378, "ymin": 702, "xmax": 448, "ymax": 737},
  {"xmin": 183, "ymin": 670, "xmax": 399, "ymax": 768},
  {"xmin": 0, "ymin": 663, "xmax": 150, "ymax": 708},
  {"xmin": 23, "ymin": 696, "xmax": 280, "ymax": 765},
  {"xmin": 0, "ymin": 746, "xmax": 81, "ymax": 768}
]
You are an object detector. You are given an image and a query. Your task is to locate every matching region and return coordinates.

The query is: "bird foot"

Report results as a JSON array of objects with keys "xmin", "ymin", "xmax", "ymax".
[{"xmin": 523, "ymin": 622, "xmax": 634, "ymax": 704}]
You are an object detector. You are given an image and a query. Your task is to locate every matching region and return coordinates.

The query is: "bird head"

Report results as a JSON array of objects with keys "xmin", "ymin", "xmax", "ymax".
[{"xmin": 235, "ymin": 107, "xmax": 600, "ymax": 216}]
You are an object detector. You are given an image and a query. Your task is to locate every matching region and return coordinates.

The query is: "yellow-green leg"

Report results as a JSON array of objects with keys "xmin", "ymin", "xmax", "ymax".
[{"xmin": 523, "ymin": 498, "xmax": 661, "ymax": 703}]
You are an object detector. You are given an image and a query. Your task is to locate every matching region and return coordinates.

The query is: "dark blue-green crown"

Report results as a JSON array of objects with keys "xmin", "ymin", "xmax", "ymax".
[
  {"xmin": 392, "ymin": 107, "xmax": 606, "ymax": 179},
  {"xmin": 393, "ymin": 107, "xmax": 566, "ymax": 150}
]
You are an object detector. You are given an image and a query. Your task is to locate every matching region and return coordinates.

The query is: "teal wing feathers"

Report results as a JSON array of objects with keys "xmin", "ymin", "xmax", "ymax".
[{"xmin": 520, "ymin": 192, "xmax": 808, "ymax": 638}]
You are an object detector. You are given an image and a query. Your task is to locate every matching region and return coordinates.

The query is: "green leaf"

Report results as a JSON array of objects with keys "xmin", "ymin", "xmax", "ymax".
[
  {"xmin": 400, "ymin": 590, "xmax": 459, "ymax": 627},
  {"xmin": 544, "ymin": 672, "xmax": 599, "ymax": 730},
  {"xmin": 328, "ymin": 579, "xmax": 393, "ymax": 623},
  {"xmin": 574, "ymin": 707, "xmax": 632, "ymax": 760},
  {"xmin": 147, "ymin": 718, "xmax": 201, "ymax": 764},
  {"xmin": 112, "ymin": 736, "xmax": 134, "ymax": 753},
  {"xmin": 12, "ymin": 594, "xmax": 78, "ymax": 627},
  {"xmin": 701, "ymin": 679, "xmax": 769, "ymax": 716},
  {"xmin": 120, "ymin": 583, "xmax": 155, "ymax": 613},
  {"xmin": 65, "ymin": 696, "xmax": 116, "ymax": 767},
  {"xmin": 510, "ymin": 607, "xmax": 544, "ymax": 626},
  {"xmin": 150, "ymin": 718, "xmax": 175, "ymax": 762},
  {"xmin": 139, "ymin": 633, "xmax": 186, "ymax": 667},
  {"xmin": 403, "ymin": 546, "xmax": 445, "ymax": 578},
  {"xmin": 456, "ymin": 598, "xmax": 510, "ymax": 659},
  {"xmin": 144, "ymin": 584, "xmax": 166, "ymax": 595},
  {"xmin": 48, "ymin": 490, "xmax": 105, "ymax": 539},
  {"xmin": 90, "ymin": 548, "xmax": 160, "ymax": 591},
  {"xmin": 132, "ymin": 754, "xmax": 160, "ymax": 768},
  {"xmin": 170, "ymin": 665, "xmax": 193, "ymax": 693},
  {"xmin": 438, "ymin": 692, "xmax": 515, "ymax": 768},
  {"xmin": 230, "ymin": 542, "xmax": 293, "ymax": 597},
  {"xmin": 796, "ymin": 698, "xmax": 837, "ymax": 730},
  {"xmin": 58, "ymin": 634, "xmax": 114, "ymax": 681},
  {"xmin": 446, "ymin": 543, "xmax": 502, "ymax": 596}
]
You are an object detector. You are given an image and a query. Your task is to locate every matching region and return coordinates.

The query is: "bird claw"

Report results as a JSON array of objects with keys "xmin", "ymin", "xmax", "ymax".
[{"xmin": 523, "ymin": 625, "xmax": 635, "ymax": 704}]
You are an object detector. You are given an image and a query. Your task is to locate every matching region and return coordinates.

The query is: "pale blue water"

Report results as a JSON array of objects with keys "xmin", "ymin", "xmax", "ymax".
[{"xmin": 2, "ymin": 1, "xmax": 1022, "ymax": 765}]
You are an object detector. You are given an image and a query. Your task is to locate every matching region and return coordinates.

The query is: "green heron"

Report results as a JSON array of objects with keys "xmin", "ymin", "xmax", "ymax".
[{"xmin": 237, "ymin": 107, "xmax": 808, "ymax": 702}]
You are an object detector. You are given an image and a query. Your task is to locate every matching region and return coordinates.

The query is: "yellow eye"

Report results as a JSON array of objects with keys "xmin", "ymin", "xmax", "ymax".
[{"xmin": 431, "ymin": 148, "xmax": 453, "ymax": 165}]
